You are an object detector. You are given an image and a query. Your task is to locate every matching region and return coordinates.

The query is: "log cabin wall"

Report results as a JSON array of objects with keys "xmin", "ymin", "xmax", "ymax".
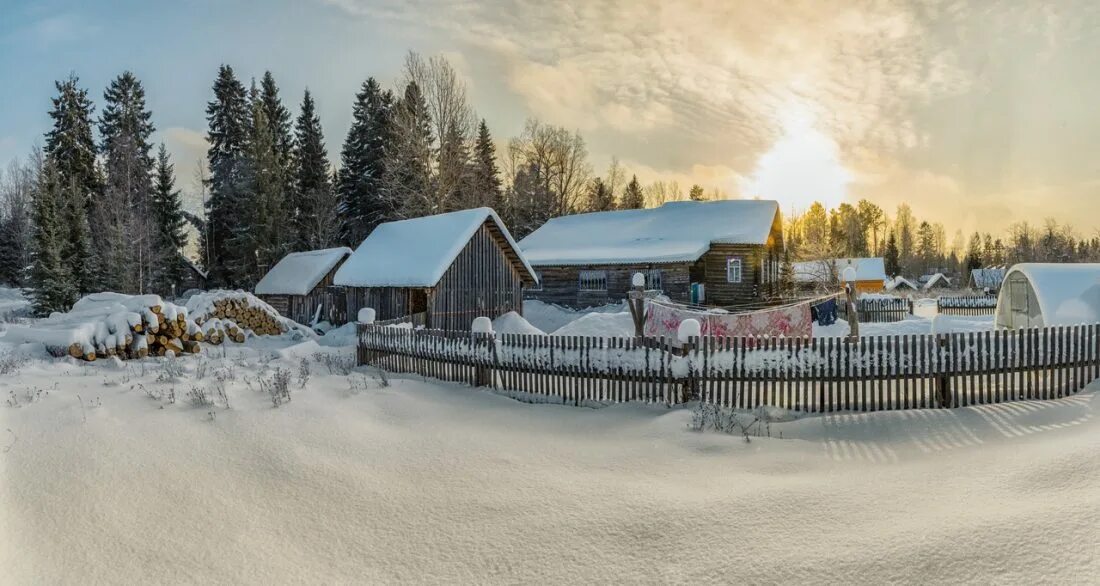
[
  {"xmin": 526, "ymin": 264, "xmax": 692, "ymax": 308},
  {"xmin": 344, "ymin": 221, "xmax": 528, "ymax": 330},
  {"xmin": 429, "ymin": 221, "xmax": 526, "ymax": 331}
]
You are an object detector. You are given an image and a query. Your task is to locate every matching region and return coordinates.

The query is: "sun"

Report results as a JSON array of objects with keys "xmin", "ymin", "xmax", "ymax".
[{"xmin": 740, "ymin": 104, "xmax": 851, "ymax": 211}]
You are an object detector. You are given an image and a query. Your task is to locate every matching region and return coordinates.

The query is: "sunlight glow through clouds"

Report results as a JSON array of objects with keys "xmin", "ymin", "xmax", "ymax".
[{"xmin": 739, "ymin": 103, "xmax": 851, "ymax": 212}]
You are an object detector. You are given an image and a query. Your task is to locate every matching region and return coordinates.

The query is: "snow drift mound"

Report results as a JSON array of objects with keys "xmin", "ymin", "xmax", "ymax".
[{"xmin": 492, "ymin": 311, "xmax": 546, "ymax": 335}]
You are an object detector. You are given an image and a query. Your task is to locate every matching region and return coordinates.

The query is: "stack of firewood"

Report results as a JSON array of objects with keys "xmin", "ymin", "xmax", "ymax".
[
  {"xmin": 195, "ymin": 297, "xmax": 288, "ymax": 339},
  {"xmin": 62, "ymin": 301, "xmax": 205, "ymax": 361}
]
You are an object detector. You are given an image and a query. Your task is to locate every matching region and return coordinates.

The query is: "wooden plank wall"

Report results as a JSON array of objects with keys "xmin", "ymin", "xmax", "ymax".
[
  {"xmin": 357, "ymin": 324, "xmax": 1100, "ymax": 412},
  {"xmin": 430, "ymin": 222, "xmax": 525, "ymax": 331},
  {"xmin": 527, "ymin": 264, "xmax": 693, "ymax": 307}
]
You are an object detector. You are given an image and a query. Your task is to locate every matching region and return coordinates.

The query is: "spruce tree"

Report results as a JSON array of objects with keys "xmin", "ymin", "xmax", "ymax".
[
  {"xmin": 0, "ymin": 157, "xmax": 35, "ymax": 287},
  {"xmin": 387, "ymin": 81, "xmax": 435, "ymax": 219},
  {"xmin": 235, "ymin": 96, "xmax": 288, "ymax": 285},
  {"xmin": 292, "ymin": 90, "xmax": 336, "ymax": 249},
  {"xmin": 204, "ymin": 65, "xmax": 251, "ymax": 286},
  {"xmin": 470, "ymin": 119, "xmax": 502, "ymax": 211},
  {"xmin": 619, "ymin": 175, "xmax": 645, "ymax": 209},
  {"xmin": 884, "ymin": 232, "xmax": 901, "ymax": 276},
  {"xmin": 688, "ymin": 184, "xmax": 705, "ymax": 201},
  {"xmin": 98, "ymin": 71, "xmax": 156, "ymax": 293},
  {"xmin": 585, "ymin": 177, "xmax": 615, "ymax": 212},
  {"xmin": 339, "ymin": 78, "xmax": 395, "ymax": 245},
  {"xmin": 151, "ymin": 144, "xmax": 187, "ymax": 292},
  {"xmin": 44, "ymin": 75, "xmax": 99, "ymax": 295},
  {"xmin": 29, "ymin": 158, "xmax": 76, "ymax": 314},
  {"xmin": 437, "ymin": 119, "xmax": 471, "ymax": 211}
]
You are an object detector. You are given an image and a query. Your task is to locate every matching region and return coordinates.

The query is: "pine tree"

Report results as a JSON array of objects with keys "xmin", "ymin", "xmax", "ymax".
[
  {"xmin": 388, "ymin": 81, "xmax": 435, "ymax": 219},
  {"xmin": 469, "ymin": 119, "xmax": 502, "ymax": 210},
  {"xmin": 44, "ymin": 75, "xmax": 99, "ymax": 295},
  {"xmin": 437, "ymin": 119, "xmax": 472, "ymax": 211},
  {"xmin": 0, "ymin": 157, "xmax": 35, "ymax": 287},
  {"xmin": 235, "ymin": 95, "xmax": 288, "ymax": 285},
  {"xmin": 29, "ymin": 158, "xmax": 76, "ymax": 314},
  {"xmin": 151, "ymin": 144, "xmax": 188, "ymax": 293},
  {"xmin": 203, "ymin": 65, "xmax": 251, "ymax": 286},
  {"xmin": 98, "ymin": 71, "xmax": 156, "ymax": 293},
  {"xmin": 619, "ymin": 175, "xmax": 644, "ymax": 209},
  {"xmin": 585, "ymin": 177, "xmax": 615, "ymax": 212},
  {"xmin": 338, "ymin": 78, "xmax": 395, "ymax": 244},
  {"xmin": 884, "ymin": 232, "xmax": 900, "ymax": 276},
  {"xmin": 688, "ymin": 184, "xmax": 705, "ymax": 201},
  {"xmin": 508, "ymin": 162, "xmax": 554, "ymax": 238},
  {"xmin": 292, "ymin": 89, "xmax": 335, "ymax": 249}
]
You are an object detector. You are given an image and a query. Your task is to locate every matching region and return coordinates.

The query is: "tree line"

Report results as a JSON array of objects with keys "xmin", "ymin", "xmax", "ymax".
[
  {"xmin": 785, "ymin": 200, "xmax": 1100, "ymax": 280},
  {"xmin": 0, "ymin": 51, "xmax": 726, "ymax": 315}
]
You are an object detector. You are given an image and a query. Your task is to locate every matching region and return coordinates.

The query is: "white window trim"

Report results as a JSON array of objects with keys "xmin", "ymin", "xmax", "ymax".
[
  {"xmin": 726, "ymin": 257, "xmax": 743, "ymax": 284},
  {"xmin": 645, "ymin": 269, "xmax": 663, "ymax": 291},
  {"xmin": 578, "ymin": 270, "xmax": 608, "ymax": 292}
]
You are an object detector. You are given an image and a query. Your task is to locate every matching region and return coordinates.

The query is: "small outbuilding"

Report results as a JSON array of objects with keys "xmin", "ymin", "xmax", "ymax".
[
  {"xmin": 885, "ymin": 275, "xmax": 919, "ymax": 291},
  {"xmin": 921, "ymin": 273, "xmax": 952, "ymax": 290},
  {"xmin": 334, "ymin": 207, "xmax": 537, "ymax": 331},
  {"xmin": 793, "ymin": 257, "xmax": 887, "ymax": 294},
  {"xmin": 994, "ymin": 263, "xmax": 1100, "ymax": 329},
  {"xmin": 255, "ymin": 247, "xmax": 352, "ymax": 326},
  {"xmin": 969, "ymin": 266, "xmax": 1007, "ymax": 292}
]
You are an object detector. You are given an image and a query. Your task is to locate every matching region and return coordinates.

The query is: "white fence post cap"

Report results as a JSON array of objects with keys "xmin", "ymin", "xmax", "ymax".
[
  {"xmin": 357, "ymin": 308, "xmax": 376, "ymax": 324},
  {"xmin": 632, "ymin": 272, "xmax": 646, "ymax": 288},
  {"xmin": 471, "ymin": 316, "xmax": 494, "ymax": 334}
]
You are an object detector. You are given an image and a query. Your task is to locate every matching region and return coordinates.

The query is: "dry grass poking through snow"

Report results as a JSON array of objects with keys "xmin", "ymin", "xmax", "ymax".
[{"xmin": 1, "ymin": 347, "xmax": 1098, "ymax": 584}]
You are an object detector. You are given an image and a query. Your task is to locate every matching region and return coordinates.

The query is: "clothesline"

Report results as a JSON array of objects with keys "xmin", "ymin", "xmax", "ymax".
[{"xmin": 647, "ymin": 293, "xmax": 838, "ymax": 317}]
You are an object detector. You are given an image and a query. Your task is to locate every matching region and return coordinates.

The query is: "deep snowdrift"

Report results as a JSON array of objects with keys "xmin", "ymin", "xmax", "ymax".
[{"xmin": 1, "ymin": 337, "xmax": 1097, "ymax": 583}]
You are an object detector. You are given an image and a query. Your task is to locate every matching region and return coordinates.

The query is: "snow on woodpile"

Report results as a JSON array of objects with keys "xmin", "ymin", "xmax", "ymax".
[
  {"xmin": 254, "ymin": 247, "xmax": 351, "ymax": 296},
  {"xmin": 185, "ymin": 290, "xmax": 315, "ymax": 340},
  {"xmin": 518, "ymin": 199, "xmax": 778, "ymax": 266},
  {"xmin": 3, "ymin": 292, "xmax": 198, "ymax": 360},
  {"xmin": 334, "ymin": 207, "xmax": 536, "ymax": 287}
]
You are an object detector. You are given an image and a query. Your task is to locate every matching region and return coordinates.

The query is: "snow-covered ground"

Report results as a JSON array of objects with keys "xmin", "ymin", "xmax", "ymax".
[
  {"xmin": 1, "ymin": 331, "xmax": 1098, "ymax": 583},
  {"xmin": 0, "ymin": 287, "xmax": 31, "ymax": 324}
]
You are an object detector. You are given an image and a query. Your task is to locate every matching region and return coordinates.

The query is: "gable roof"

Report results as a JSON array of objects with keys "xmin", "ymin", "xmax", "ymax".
[
  {"xmin": 922, "ymin": 273, "xmax": 952, "ymax": 290},
  {"xmin": 255, "ymin": 247, "xmax": 352, "ymax": 295},
  {"xmin": 333, "ymin": 207, "xmax": 537, "ymax": 288},
  {"xmin": 518, "ymin": 199, "xmax": 780, "ymax": 266},
  {"xmin": 885, "ymin": 275, "xmax": 919, "ymax": 290},
  {"xmin": 792, "ymin": 258, "xmax": 887, "ymax": 284}
]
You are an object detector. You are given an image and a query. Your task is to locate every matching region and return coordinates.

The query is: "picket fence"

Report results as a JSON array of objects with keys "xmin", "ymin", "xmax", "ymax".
[
  {"xmin": 357, "ymin": 323, "xmax": 1100, "ymax": 412},
  {"xmin": 937, "ymin": 295, "xmax": 998, "ymax": 316},
  {"xmin": 837, "ymin": 296, "xmax": 913, "ymax": 323}
]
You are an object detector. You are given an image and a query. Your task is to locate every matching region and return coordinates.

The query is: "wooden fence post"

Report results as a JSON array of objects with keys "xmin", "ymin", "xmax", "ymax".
[
  {"xmin": 936, "ymin": 333, "xmax": 952, "ymax": 407},
  {"xmin": 627, "ymin": 273, "xmax": 647, "ymax": 337}
]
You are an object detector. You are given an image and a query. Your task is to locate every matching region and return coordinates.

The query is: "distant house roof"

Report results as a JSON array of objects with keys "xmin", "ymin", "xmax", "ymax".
[
  {"xmin": 255, "ymin": 247, "xmax": 352, "ymax": 295},
  {"xmin": 518, "ymin": 199, "xmax": 780, "ymax": 266},
  {"xmin": 998, "ymin": 263, "xmax": 1100, "ymax": 326},
  {"xmin": 182, "ymin": 256, "xmax": 208, "ymax": 279},
  {"xmin": 885, "ymin": 275, "xmax": 919, "ymax": 291},
  {"xmin": 334, "ymin": 207, "xmax": 536, "ymax": 288},
  {"xmin": 793, "ymin": 258, "xmax": 887, "ymax": 284},
  {"xmin": 922, "ymin": 273, "xmax": 952, "ymax": 290},
  {"xmin": 970, "ymin": 267, "xmax": 1007, "ymax": 289}
]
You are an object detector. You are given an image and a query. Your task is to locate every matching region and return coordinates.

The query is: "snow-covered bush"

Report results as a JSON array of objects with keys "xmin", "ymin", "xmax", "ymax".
[{"xmin": 260, "ymin": 367, "xmax": 292, "ymax": 407}]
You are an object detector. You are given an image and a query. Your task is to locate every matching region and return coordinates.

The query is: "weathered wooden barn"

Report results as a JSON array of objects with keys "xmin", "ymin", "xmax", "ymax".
[
  {"xmin": 334, "ymin": 208, "xmax": 538, "ymax": 330},
  {"xmin": 518, "ymin": 200, "xmax": 784, "ymax": 308},
  {"xmin": 255, "ymin": 247, "xmax": 352, "ymax": 326}
]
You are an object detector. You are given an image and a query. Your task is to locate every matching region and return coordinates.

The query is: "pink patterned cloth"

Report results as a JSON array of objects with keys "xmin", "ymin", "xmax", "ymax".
[{"xmin": 644, "ymin": 301, "xmax": 812, "ymax": 344}]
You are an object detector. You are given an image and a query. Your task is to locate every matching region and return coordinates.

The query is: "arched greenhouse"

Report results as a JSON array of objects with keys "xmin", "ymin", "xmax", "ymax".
[{"xmin": 994, "ymin": 263, "xmax": 1100, "ymax": 329}]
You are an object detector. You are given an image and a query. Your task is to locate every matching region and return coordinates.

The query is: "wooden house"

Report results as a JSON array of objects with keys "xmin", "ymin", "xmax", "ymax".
[
  {"xmin": 178, "ymin": 256, "xmax": 208, "ymax": 294},
  {"xmin": 255, "ymin": 247, "xmax": 352, "ymax": 326},
  {"xmin": 334, "ymin": 208, "xmax": 538, "ymax": 331},
  {"xmin": 518, "ymin": 200, "xmax": 783, "ymax": 308},
  {"xmin": 793, "ymin": 257, "xmax": 887, "ymax": 294}
]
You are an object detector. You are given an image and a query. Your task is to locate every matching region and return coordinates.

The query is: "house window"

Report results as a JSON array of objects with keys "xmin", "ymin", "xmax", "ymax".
[
  {"xmin": 726, "ymin": 257, "xmax": 743, "ymax": 283},
  {"xmin": 645, "ymin": 269, "xmax": 662, "ymax": 291},
  {"xmin": 529, "ymin": 271, "xmax": 543, "ymax": 291},
  {"xmin": 578, "ymin": 270, "xmax": 608, "ymax": 291}
]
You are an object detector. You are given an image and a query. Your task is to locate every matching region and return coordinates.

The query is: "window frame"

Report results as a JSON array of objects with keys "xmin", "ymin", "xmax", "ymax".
[
  {"xmin": 726, "ymin": 257, "xmax": 743, "ymax": 284},
  {"xmin": 645, "ymin": 268, "xmax": 663, "ymax": 291},
  {"xmin": 578, "ymin": 269, "xmax": 608, "ymax": 292}
]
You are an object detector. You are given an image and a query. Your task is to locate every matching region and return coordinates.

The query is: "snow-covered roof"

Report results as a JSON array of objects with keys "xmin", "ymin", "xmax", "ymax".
[
  {"xmin": 334, "ymin": 207, "xmax": 537, "ymax": 288},
  {"xmin": 1000, "ymin": 263, "xmax": 1100, "ymax": 326},
  {"xmin": 183, "ymin": 256, "xmax": 208, "ymax": 279},
  {"xmin": 885, "ymin": 276, "xmax": 919, "ymax": 291},
  {"xmin": 518, "ymin": 199, "xmax": 780, "ymax": 266},
  {"xmin": 922, "ymin": 273, "xmax": 952, "ymax": 290},
  {"xmin": 793, "ymin": 258, "xmax": 886, "ymax": 283},
  {"xmin": 255, "ymin": 247, "xmax": 352, "ymax": 296}
]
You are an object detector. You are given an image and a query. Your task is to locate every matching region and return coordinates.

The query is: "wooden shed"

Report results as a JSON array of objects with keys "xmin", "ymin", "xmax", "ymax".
[
  {"xmin": 255, "ymin": 247, "xmax": 352, "ymax": 326},
  {"xmin": 518, "ymin": 200, "xmax": 783, "ymax": 308},
  {"xmin": 334, "ymin": 208, "xmax": 538, "ymax": 331}
]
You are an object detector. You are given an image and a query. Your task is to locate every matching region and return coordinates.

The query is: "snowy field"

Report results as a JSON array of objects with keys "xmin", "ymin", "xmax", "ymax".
[{"xmin": 2, "ymin": 329, "xmax": 1098, "ymax": 583}]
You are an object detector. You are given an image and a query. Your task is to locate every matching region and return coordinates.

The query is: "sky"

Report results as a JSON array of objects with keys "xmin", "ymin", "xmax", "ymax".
[{"xmin": 2, "ymin": 0, "xmax": 1100, "ymax": 238}]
